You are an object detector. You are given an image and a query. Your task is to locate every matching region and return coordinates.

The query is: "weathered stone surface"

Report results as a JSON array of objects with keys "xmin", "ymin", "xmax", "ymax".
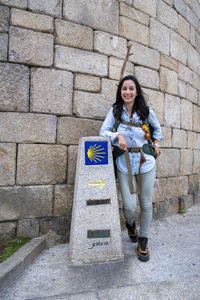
[
  {"xmin": 73, "ymin": 91, "xmax": 111, "ymax": 120},
  {"xmin": 94, "ymin": 31, "xmax": 127, "ymax": 59},
  {"xmin": 153, "ymin": 176, "xmax": 188, "ymax": 203},
  {"xmin": 196, "ymin": 190, "xmax": 200, "ymax": 204},
  {"xmin": 157, "ymin": 0, "xmax": 178, "ymax": 30},
  {"xmin": 108, "ymin": 56, "xmax": 134, "ymax": 81},
  {"xmin": 170, "ymin": 31, "xmax": 187, "ymax": 65},
  {"xmin": 54, "ymin": 184, "xmax": 74, "ymax": 217},
  {"xmin": 55, "ymin": 19, "xmax": 93, "ymax": 51},
  {"xmin": 67, "ymin": 146, "xmax": 78, "ymax": 184},
  {"xmin": 119, "ymin": 16, "xmax": 149, "ymax": 46},
  {"xmin": 193, "ymin": 150, "xmax": 200, "ymax": 174},
  {"xmin": 0, "ymin": 113, "xmax": 56, "ymax": 143},
  {"xmin": 172, "ymin": 129, "xmax": 187, "ymax": 148},
  {"xmin": 193, "ymin": 105, "xmax": 200, "ymax": 132},
  {"xmin": 186, "ymin": 5, "xmax": 199, "ymax": 29},
  {"xmin": 63, "ymin": 0, "xmax": 118, "ymax": 35},
  {"xmin": 156, "ymin": 149, "xmax": 180, "ymax": 178},
  {"xmin": 174, "ymin": 0, "xmax": 186, "ymax": 17},
  {"xmin": 198, "ymin": 134, "xmax": 200, "ymax": 150},
  {"xmin": 181, "ymin": 99, "xmax": 193, "ymax": 130},
  {"xmin": 43, "ymin": 229, "xmax": 62, "ymax": 247},
  {"xmin": 133, "ymin": 0, "xmax": 156, "ymax": 17},
  {"xmin": 120, "ymin": 2, "xmax": 149, "ymax": 26},
  {"xmin": 28, "ymin": 0, "xmax": 62, "ymax": 18},
  {"xmin": 160, "ymin": 54, "xmax": 178, "ymax": 72},
  {"xmin": 178, "ymin": 15, "xmax": 190, "ymax": 40},
  {"xmin": 190, "ymin": 0, "xmax": 200, "ymax": 18},
  {"xmin": 0, "ymin": 0, "xmax": 27, "ymax": 9},
  {"xmin": 9, "ymin": 27, "xmax": 53, "ymax": 67},
  {"xmin": 30, "ymin": 68, "xmax": 73, "ymax": 115},
  {"xmin": 191, "ymin": 72, "xmax": 200, "ymax": 91},
  {"xmin": 164, "ymin": 94, "xmax": 180, "ymax": 128},
  {"xmin": 55, "ymin": 46, "xmax": 108, "ymax": 77},
  {"xmin": 160, "ymin": 66, "xmax": 178, "ymax": 95},
  {"xmin": 188, "ymin": 174, "xmax": 199, "ymax": 193},
  {"xmin": 150, "ymin": 19, "xmax": 170, "ymax": 55},
  {"xmin": 0, "ymin": 222, "xmax": 16, "ymax": 238},
  {"xmin": 17, "ymin": 144, "xmax": 67, "ymax": 185},
  {"xmin": 143, "ymin": 88, "xmax": 164, "ymax": 125},
  {"xmin": 10, "ymin": 8, "xmax": 54, "ymax": 33},
  {"xmin": 197, "ymin": 133, "xmax": 200, "ymax": 150},
  {"xmin": 0, "ymin": 5, "xmax": 9, "ymax": 32},
  {"xmin": 17, "ymin": 219, "xmax": 39, "ymax": 238},
  {"xmin": 0, "ymin": 33, "xmax": 8, "ymax": 61},
  {"xmin": 178, "ymin": 63, "xmax": 193, "ymax": 84},
  {"xmin": 57, "ymin": 117, "xmax": 102, "ymax": 145},
  {"xmin": 179, "ymin": 194, "xmax": 194, "ymax": 211},
  {"xmin": 74, "ymin": 74, "xmax": 100, "ymax": 93},
  {"xmin": 0, "ymin": 63, "xmax": 29, "ymax": 112},
  {"xmin": 184, "ymin": 1, "xmax": 192, "ymax": 10},
  {"xmin": 135, "ymin": 67, "xmax": 159, "ymax": 89},
  {"xmin": 101, "ymin": 78, "xmax": 118, "ymax": 103},
  {"xmin": 0, "ymin": 143, "xmax": 16, "ymax": 186},
  {"xmin": 163, "ymin": 0, "xmax": 173, "ymax": 5},
  {"xmin": 40, "ymin": 216, "xmax": 69, "ymax": 243},
  {"xmin": 119, "ymin": 0, "xmax": 132, "ymax": 5},
  {"xmin": 186, "ymin": 84, "xmax": 198, "ymax": 104},
  {"xmin": 188, "ymin": 44, "xmax": 200, "ymax": 75},
  {"xmin": 187, "ymin": 131, "xmax": 198, "ymax": 149},
  {"xmin": 196, "ymin": 32, "xmax": 200, "ymax": 53},
  {"xmin": 177, "ymin": 80, "xmax": 186, "ymax": 98},
  {"xmin": 180, "ymin": 149, "xmax": 193, "ymax": 175},
  {"xmin": 0, "ymin": 185, "xmax": 53, "ymax": 221},
  {"xmin": 160, "ymin": 126, "xmax": 172, "ymax": 148},
  {"xmin": 153, "ymin": 198, "xmax": 179, "ymax": 220},
  {"xmin": 190, "ymin": 25, "xmax": 196, "ymax": 48},
  {"xmin": 129, "ymin": 41, "xmax": 160, "ymax": 70}
]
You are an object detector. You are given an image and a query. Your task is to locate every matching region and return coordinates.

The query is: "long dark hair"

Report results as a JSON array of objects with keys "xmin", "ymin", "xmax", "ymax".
[{"xmin": 113, "ymin": 75, "xmax": 149, "ymax": 121}]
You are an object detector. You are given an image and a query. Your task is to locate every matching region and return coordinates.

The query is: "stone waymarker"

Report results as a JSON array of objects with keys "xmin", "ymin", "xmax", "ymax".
[{"xmin": 69, "ymin": 136, "xmax": 124, "ymax": 265}]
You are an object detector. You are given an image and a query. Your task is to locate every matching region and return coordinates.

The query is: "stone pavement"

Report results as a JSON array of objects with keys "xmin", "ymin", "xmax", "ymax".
[{"xmin": 0, "ymin": 204, "xmax": 200, "ymax": 300}]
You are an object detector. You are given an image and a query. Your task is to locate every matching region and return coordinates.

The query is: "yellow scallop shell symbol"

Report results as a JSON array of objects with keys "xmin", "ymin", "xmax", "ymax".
[{"xmin": 87, "ymin": 144, "xmax": 106, "ymax": 163}]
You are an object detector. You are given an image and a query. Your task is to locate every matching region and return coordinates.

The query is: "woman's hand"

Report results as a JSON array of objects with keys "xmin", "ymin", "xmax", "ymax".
[
  {"xmin": 152, "ymin": 145, "xmax": 161, "ymax": 156},
  {"xmin": 117, "ymin": 134, "xmax": 128, "ymax": 152},
  {"xmin": 153, "ymin": 139, "xmax": 161, "ymax": 156}
]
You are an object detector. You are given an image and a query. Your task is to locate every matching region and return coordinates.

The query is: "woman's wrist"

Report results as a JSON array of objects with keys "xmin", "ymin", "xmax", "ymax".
[
  {"xmin": 153, "ymin": 143, "xmax": 160, "ymax": 148},
  {"xmin": 116, "ymin": 133, "xmax": 121, "ymax": 140}
]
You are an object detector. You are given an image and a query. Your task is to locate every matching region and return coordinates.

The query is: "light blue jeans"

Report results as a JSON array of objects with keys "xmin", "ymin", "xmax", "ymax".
[{"xmin": 117, "ymin": 167, "xmax": 156, "ymax": 238}]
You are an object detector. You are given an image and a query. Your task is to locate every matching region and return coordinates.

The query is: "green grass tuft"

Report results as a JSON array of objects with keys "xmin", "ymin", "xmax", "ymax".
[{"xmin": 0, "ymin": 237, "xmax": 31, "ymax": 263}]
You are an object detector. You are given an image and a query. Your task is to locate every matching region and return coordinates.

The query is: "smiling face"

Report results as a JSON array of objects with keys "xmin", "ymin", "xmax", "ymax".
[{"xmin": 121, "ymin": 80, "xmax": 137, "ymax": 107}]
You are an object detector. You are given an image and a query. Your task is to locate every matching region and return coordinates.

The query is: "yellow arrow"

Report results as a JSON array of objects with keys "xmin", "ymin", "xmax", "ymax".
[{"xmin": 88, "ymin": 178, "xmax": 105, "ymax": 189}]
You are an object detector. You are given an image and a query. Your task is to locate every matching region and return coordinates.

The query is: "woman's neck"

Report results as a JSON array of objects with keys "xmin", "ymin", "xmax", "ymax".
[{"xmin": 125, "ymin": 103, "xmax": 133, "ymax": 119}]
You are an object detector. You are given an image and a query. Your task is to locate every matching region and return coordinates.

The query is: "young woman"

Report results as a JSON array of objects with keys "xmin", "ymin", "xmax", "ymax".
[{"xmin": 100, "ymin": 75, "xmax": 163, "ymax": 262}]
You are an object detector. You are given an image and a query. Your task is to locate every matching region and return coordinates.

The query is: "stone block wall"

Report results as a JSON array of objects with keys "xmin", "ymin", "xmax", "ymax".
[{"xmin": 0, "ymin": 0, "xmax": 199, "ymax": 241}]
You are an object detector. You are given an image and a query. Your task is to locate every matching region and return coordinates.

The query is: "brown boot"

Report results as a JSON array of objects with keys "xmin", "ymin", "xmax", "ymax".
[
  {"xmin": 126, "ymin": 221, "xmax": 138, "ymax": 243},
  {"xmin": 137, "ymin": 237, "xmax": 150, "ymax": 262}
]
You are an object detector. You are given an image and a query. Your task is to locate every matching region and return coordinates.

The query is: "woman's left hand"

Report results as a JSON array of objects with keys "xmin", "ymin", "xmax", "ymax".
[{"xmin": 153, "ymin": 146, "xmax": 161, "ymax": 156}]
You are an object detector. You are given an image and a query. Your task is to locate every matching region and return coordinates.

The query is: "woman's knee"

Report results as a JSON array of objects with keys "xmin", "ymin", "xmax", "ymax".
[
  {"xmin": 140, "ymin": 200, "xmax": 152, "ymax": 212},
  {"xmin": 123, "ymin": 203, "xmax": 137, "ymax": 215}
]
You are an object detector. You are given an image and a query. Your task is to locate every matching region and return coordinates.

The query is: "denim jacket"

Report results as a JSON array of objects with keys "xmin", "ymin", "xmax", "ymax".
[{"xmin": 99, "ymin": 105, "xmax": 163, "ymax": 175}]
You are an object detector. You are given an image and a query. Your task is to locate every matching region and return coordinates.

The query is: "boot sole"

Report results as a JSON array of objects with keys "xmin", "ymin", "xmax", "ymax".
[{"xmin": 137, "ymin": 253, "xmax": 150, "ymax": 262}]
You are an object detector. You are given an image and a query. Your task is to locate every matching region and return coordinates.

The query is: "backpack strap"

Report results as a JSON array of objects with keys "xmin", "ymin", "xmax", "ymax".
[{"xmin": 114, "ymin": 118, "xmax": 143, "ymax": 131}]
